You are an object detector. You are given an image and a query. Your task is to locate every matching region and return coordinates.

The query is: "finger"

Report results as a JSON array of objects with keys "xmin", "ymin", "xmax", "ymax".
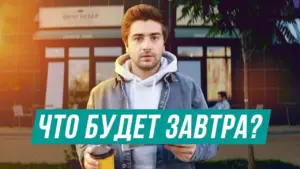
[
  {"xmin": 165, "ymin": 144, "xmax": 194, "ymax": 149},
  {"xmin": 166, "ymin": 144, "xmax": 196, "ymax": 155},
  {"xmin": 171, "ymin": 150, "xmax": 192, "ymax": 162},
  {"xmin": 85, "ymin": 146, "xmax": 95, "ymax": 153},
  {"xmin": 169, "ymin": 144, "xmax": 195, "ymax": 148},
  {"xmin": 84, "ymin": 153, "xmax": 99, "ymax": 167},
  {"xmin": 174, "ymin": 153, "xmax": 192, "ymax": 162},
  {"xmin": 164, "ymin": 145, "xmax": 194, "ymax": 154},
  {"xmin": 165, "ymin": 144, "xmax": 192, "ymax": 152},
  {"xmin": 84, "ymin": 161, "xmax": 99, "ymax": 169}
]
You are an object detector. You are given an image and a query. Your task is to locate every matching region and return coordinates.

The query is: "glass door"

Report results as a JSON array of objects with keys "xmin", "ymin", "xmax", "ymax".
[
  {"xmin": 45, "ymin": 47, "xmax": 65, "ymax": 109},
  {"xmin": 68, "ymin": 47, "xmax": 90, "ymax": 109}
]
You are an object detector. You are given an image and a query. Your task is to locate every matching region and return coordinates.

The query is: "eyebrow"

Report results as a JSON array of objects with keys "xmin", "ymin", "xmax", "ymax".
[{"xmin": 132, "ymin": 32, "xmax": 162, "ymax": 37}]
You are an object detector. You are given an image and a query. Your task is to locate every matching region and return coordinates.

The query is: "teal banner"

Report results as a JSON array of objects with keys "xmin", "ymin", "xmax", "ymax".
[{"xmin": 31, "ymin": 109, "xmax": 271, "ymax": 145}]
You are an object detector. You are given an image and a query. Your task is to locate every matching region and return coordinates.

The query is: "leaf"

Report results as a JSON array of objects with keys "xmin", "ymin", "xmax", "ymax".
[
  {"xmin": 276, "ymin": 20, "xmax": 298, "ymax": 44},
  {"xmin": 206, "ymin": 26, "xmax": 221, "ymax": 38}
]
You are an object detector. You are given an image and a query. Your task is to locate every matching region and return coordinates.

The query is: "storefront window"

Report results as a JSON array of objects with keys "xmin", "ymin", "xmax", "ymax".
[
  {"xmin": 226, "ymin": 47, "xmax": 232, "ymax": 57},
  {"xmin": 207, "ymin": 58, "xmax": 232, "ymax": 101},
  {"xmin": 45, "ymin": 62, "xmax": 64, "ymax": 108},
  {"xmin": 45, "ymin": 47, "xmax": 64, "ymax": 58},
  {"xmin": 68, "ymin": 60, "xmax": 90, "ymax": 109},
  {"xmin": 178, "ymin": 61, "xmax": 201, "ymax": 86},
  {"xmin": 94, "ymin": 47, "xmax": 122, "ymax": 57},
  {"xmin": 207, "ymin": 46, "xmax": 227, "ymax": 57},
  {"xmin": 96, "ymin": 62, "xmax": 115, "ymax": 85},
  {"xmin": 69, "ymin": 47, "xmax": 89, "ymax": 58},
  {"xmin": 177, "ymin": 46, "xmax": 203, "ymax": 57}
]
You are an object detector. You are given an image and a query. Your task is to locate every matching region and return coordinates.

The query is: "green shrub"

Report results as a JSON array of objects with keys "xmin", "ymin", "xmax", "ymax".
[
  {"xmin": 1, "ymin": 158, "xmax": 299, "ymax": 169},
  {"xmin": 195, "ymin": 159, "xmax": 300, "ymax": 169}
]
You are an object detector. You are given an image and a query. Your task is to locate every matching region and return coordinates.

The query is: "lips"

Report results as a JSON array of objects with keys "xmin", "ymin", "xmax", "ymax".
[
  {"xmin": 141, "ymin": 55, "xmax": 153, "ymax": 61},
  {"xmin": 142, "ymin": 55, "xmax": 152, "ymax": 58}
]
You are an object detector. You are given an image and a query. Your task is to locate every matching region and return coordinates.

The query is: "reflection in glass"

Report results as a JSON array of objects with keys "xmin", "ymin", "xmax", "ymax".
[
  {"xmin": 45, "ymin": 47, "xmax": 64, "ymax": 58},
  {"xmin": 69, "ymin": 47, "xmax": 89, "ymax": 58},
  {"xmin": 226, "ymin": 47, "xmax": 231, "ymax": 57},
  {"xmin": 95, "ymin": 47, "xmax": 122, "ymax": 57},
  {"xmin": 96, "ymin": 62, "xmax": 115, "ymax": 85},
  {"xmin": 68, "ymin": 60, "xmax": 89, "ymax": 109},
  {"xmin": 178, "ymin": 61, "xmax": 201, "ymax": 86},
  {"xmin": 207, "ymin": 59, "xmax": 232, "ymax": 101},
  {"xmin": 45, "ymin": 62, "xmax": 64, "ymax": 108},
  {"xmin": 177, "ymin": 46, "xmax": 203, "ymax": 57},
  {"xmin": 207, "ymin": 47, "xmax": 226, "ymax": 57}
]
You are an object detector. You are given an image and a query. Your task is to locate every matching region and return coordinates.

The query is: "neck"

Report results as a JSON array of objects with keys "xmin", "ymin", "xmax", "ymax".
[{"xmin": 130, "ymin": 64, "xmax": 160, "ymax": 80}]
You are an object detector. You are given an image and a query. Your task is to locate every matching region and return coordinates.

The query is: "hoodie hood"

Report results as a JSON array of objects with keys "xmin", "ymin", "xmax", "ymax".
[
  {"xmin": 114, "ymin": 51, "xmax": 178, "ymax": 109},
  {"xmin": 115, "ymin": 51, "xmax": 178, "ymax": 86}
]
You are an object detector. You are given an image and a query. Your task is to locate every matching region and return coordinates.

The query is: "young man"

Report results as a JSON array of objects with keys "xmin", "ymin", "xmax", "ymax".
[
  {"xmin": 211, "ymin": 91, "xmax": 231, "ymax": 109},
  {"xmin": 76, "ymin": 4, "xmax": 218, "ymax": 169}
]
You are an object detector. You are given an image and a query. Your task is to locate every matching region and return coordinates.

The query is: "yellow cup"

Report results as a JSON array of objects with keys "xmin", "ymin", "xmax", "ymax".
[{"xmin": 91, "ymin": 149, "xmax": 115, "ymax": 169}]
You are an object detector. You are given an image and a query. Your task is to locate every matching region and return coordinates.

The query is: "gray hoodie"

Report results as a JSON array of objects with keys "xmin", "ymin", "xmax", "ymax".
[
  {"xmin": 114, "ymin": 51, "xmax": 178, "ymax": 169},
  {"xmin": 114, "ymin": 51, "xmax": 178, "ymax": 109}
]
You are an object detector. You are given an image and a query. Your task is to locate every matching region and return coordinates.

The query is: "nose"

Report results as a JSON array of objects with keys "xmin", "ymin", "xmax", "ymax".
[{"xmin": 142, "ymin": 38, "xmax": 152, "ymax": 52}]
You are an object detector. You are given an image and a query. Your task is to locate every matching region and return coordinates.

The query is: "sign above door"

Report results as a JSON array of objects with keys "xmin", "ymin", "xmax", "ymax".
[{"xmin": 39, "ymin": 6, "xmax": 124, "ymax": 28}]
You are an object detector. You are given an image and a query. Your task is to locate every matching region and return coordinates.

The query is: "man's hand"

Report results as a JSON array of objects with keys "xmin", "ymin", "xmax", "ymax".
[
  {"xmin": 83, "ymin": 146, "xmax": 99, "ymax": 169},
  {"xmin": 164, "ymin": 144, "xmax": 196, "ymax": 162}
]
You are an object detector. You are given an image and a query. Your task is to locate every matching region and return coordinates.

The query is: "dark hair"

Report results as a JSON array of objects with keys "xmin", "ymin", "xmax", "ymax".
[
  {"xmin": 218, "ymin": 91, "xmax": 227, "ymax": 99},
  {"xmin": 121, "ymin": 4, "xmax": 168, "ymax": 47}
]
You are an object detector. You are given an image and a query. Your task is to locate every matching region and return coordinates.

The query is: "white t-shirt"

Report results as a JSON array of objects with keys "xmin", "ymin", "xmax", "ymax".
[{"xmin": 211, "ymin": 99, "xmax": 231, "ymax": 109}]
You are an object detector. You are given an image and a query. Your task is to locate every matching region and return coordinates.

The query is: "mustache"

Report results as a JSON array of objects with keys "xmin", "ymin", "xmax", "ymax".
[{"xmin": 140, "ymin": 53, "xmax": 155, "ymax": 57}]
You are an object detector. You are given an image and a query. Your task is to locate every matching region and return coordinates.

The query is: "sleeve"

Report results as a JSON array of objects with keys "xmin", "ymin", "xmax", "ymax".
[
  {"xmin": 75, "ymin": 89, "xmax": 95, "ymax": 169},
  {"xmin": 189, "ymin": 144, "xmax": 219, "ymax": 162},
  {"xmin": 190, "ymin": 83, "xmax": 219, "ymax": 162},
  {"xmin": 192, "ymin": 84, "xmax": 208, "ymax": 109},
  {"xmin": 86, "ymin": 88, "xmax": 95, "ymax": 109}
]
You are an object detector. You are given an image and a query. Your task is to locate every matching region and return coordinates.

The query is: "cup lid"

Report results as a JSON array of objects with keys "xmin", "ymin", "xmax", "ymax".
[{"xmin": 91, "ymin": 148, "xmax": 114, "ymax": 159}]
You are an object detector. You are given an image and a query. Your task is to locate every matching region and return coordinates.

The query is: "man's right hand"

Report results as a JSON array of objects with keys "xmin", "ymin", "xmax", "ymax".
[{"xmin": 83, "ymin": 146, "xmax": 99, "ymax": 169}]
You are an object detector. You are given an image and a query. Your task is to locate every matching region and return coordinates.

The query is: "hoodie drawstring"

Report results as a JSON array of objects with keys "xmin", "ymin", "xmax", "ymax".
[
  {"xmin": 131, "ymin": 77, "xmax": 137, "ymax": 109},
  {"xmin": 152, "ymin": 77, "xmax": 156, "ymax": 93}
]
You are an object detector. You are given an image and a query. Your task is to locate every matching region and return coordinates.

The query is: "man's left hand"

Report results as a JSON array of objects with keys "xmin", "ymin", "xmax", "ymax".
[{"xmin": 164, "ymin": 144, "xmax": 196, "ymax": 162}]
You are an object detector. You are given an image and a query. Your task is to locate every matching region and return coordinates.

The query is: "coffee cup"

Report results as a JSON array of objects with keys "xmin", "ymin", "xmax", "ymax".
[{"xmin": 90, "ymin": 145, "xmax": 115, "ymax": 169}]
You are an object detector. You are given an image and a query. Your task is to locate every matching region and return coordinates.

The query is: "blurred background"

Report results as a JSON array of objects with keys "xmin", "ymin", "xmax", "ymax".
[
  {"xmin": 0, "ymin": 0, "xmax": 299, "ymax": 127},
  {"xmin": 0, "ymin": 0, "xmax": 299, "ymax": 168}
]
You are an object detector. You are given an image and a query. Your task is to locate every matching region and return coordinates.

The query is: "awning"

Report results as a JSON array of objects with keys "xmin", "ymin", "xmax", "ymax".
[
  {"xmin": 285, "ymin": 18, "xmax": 300, "ymax": 43},
  {"xmin": 33, "ymin": 28, "xmax": 121, "ymax": 40}
]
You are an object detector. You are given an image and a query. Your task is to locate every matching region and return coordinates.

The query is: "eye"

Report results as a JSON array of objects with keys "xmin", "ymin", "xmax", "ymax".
[
  {"xmin": 152, "ymin": 36, "xmax": 159, "ymax": 41},
  {"xmin": 135, "ymin": 37, "xmax": 143, "ymax": 41}
]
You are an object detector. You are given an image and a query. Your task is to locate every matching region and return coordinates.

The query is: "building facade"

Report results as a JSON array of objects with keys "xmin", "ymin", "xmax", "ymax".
[{"xmin": 0, "ymin": 0, "xmax": 299, "ymax": 126}]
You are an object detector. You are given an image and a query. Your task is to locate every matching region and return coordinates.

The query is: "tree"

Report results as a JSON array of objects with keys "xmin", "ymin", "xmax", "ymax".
[
  {"xmin": 68, "ymin": 71, "xmax": 90, "ymax": 109},
  {"xmin": 173, "ymin": 0, "xmax": 299, "ymax": 169}
]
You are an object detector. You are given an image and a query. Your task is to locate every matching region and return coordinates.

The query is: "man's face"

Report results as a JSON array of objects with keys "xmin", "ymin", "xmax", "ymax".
[
  {"xmin": 218, "ymin": 94, "xmax": 222, "ymax": 101},
  {"xmin": 126, "ymin": 20, "xmax": 165, "ymax": 71}
]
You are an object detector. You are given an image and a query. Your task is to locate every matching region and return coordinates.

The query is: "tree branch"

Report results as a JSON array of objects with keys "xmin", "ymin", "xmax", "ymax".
[
  {"xmin": 248, "ymin": 45, "xmax": 256, "ymax": 58},
  {"xmin": 232, "ymin": 28, "xmax": 240, "ymax": 39}
]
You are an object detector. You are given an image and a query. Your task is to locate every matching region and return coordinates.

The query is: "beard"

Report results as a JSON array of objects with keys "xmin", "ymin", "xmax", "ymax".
[{"xmin": 132, "ymin": 54, "xmax": 160, "ymax": 71}]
